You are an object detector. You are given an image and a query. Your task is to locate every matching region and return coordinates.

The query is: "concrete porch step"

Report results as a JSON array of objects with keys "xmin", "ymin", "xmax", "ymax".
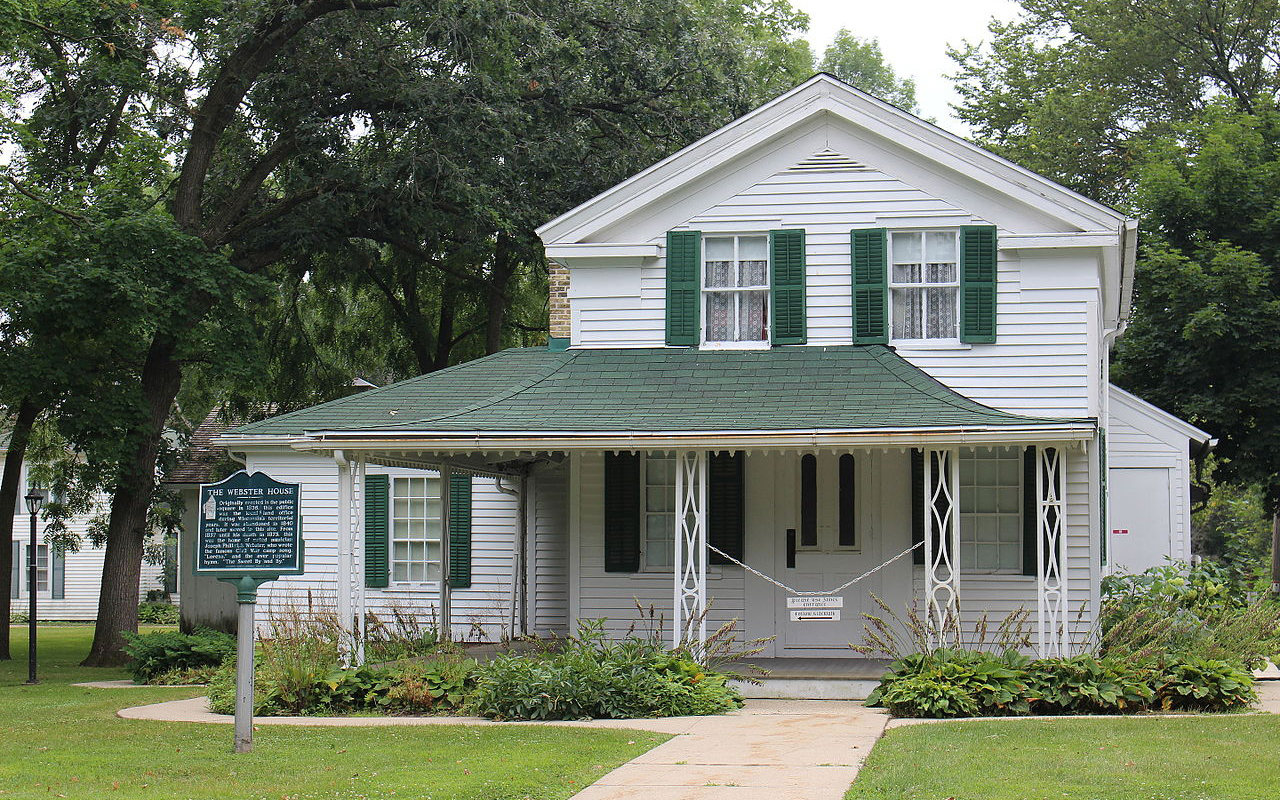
[{"xmin": 729, "ymin": 657, "xmax": 891, "ymax": 701}]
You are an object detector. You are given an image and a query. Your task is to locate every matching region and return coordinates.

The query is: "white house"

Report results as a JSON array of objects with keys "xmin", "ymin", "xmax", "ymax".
[
  {"xmin": 3, "ymin": 448, "xmax": 168, "ymax": 621},
  {"xmin": 213, "ymin": 75, "xmax": 1209, "ymax": 672}
]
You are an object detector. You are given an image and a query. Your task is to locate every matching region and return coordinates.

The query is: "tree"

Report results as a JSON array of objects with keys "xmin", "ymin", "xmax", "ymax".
[
  {"xmin": 819, "ymin": 29, "xmax": 918, "ymax": 113},
  {"xmin": 949, "ymin": 0, "xmax": 1280, "ymax": 202}
]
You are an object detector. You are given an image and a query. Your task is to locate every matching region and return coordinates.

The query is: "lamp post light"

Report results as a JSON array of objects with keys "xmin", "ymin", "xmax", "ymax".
[{"xmin": 24, "ymin": 489, "xmax": 44, "ymax": 685}]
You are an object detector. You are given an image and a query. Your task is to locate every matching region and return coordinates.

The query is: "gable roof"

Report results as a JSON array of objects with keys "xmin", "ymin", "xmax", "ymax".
[
  {"xmin": 163, "ymin": 409, "xmax": 239, "ymax": 484},
  {"xmin": 1109, "ymin": 384, "xmax": 1212, "ymax": 446},
  {"xmin": 227, "ymin": 346, "xmax": 1091, "ymax": 443}
]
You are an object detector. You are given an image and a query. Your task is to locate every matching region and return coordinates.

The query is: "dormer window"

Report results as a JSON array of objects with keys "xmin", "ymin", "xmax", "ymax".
[
  {"xmin": 703, "ymin": 235, "xmax": 769, "ymax": 344},
  {"xmin": 889, "ymin": 231, "xmax": 959, "ymax": 341}
]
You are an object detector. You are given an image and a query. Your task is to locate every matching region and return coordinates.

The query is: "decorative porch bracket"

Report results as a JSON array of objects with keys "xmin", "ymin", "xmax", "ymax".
[
  {"xmin": 673, "ymin": 450, "xmax": 708, "ymax": 654},
  {"xmin": 336, "ymin": 453, "xmax": 368, "ymax": 666},
  {"xmin": 1036, "ymin": 446, "xmax": 1069, "ymax": 657},
  {"xmin": 923, "ymin": 448, "xmax": 960, "ymax": 648}
]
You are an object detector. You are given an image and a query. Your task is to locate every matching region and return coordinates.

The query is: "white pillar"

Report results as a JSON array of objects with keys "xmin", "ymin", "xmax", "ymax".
[
  {"xmin": 439, "ymin": 464, "xmax": 452, "ymax": 641},
  {"xmin": 353, "ymin": 454, "xmax": 367, "ymax": 665},
  {"xmin": 334, "ymin": 451, "xmax": 353, "ymax": 665},
  {"xmin": 673, "ymin": 450, "xmax": 707, "ymax": 653},
  {"xmin": 1037, "ymin": 446, "xmax": 1069, "ymax": 657},
  {"xmin": 923, "ymin": 447, "xmax": 960, "ymax": 648}
]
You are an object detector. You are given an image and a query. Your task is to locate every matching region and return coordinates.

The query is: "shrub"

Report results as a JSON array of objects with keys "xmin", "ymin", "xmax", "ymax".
[
  {"xmin": 137, "ymin": 602, "xmax": 179, "ymax": 625},
  {"xmin": 867, "ymin": 648, "xmax": 1256, "ymax": 718},
  {"xmin": 123, "ymin": 628, "xmax": 235, "ymax": 683},
  {"xmin": 468, "ymin": 620, "xmax": 743, "ymax": 721},
  {"xmin": 147, "ymin": 664, "xmax": 223, "ymax": 686}
]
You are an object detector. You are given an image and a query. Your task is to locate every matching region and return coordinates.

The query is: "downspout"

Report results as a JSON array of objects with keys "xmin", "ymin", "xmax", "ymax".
[{"xmin": 494, "ymin": 473, "xmax": 527, "ymax": 640}]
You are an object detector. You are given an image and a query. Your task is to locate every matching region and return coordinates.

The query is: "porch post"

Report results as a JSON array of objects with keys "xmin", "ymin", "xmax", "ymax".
[
  {"xmin": 440, "ymin": 464, "xmax": 452, "ymax": 642},
  {"xmin": 335, "ymin": 451, "xmax": 354, "ymax": 665},
  {"xmin": 922, "ymin": 447, "xmax": 959, "ymax": 648},
  {"xmin": 673, "ymin": 450, "xmax": 707, "ymax": 652},
  {"xmin": 1036, "ymin": 446, "xmax": 1068, "ymax": 657},
  {"xmin": 353, "ymin": 454, "xmax": 367, "ymax": 665}
]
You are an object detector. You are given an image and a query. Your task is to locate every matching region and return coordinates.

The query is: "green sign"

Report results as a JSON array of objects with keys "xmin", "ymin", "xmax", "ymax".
[{"xmin": 195, "ymin": 471, "xmax": 303, "ymax": 576}]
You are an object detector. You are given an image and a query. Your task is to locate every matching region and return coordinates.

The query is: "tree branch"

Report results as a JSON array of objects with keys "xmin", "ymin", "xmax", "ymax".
[
  {"xmin": 205, "ymin": 133, "xmax": 299, "ymax": 244},
  {"xmin": 4, "ymin": 177, "xmax": 85, "ymax": 223},
  {"xmin": 220, "ymin": 186, "xmax": 325, "ymax": 244}
]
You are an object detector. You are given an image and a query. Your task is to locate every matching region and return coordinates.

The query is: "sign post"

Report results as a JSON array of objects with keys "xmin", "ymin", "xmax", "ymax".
[{"xmin": 194, "ymin": 471, "xmax": 303, "ymax": 754}]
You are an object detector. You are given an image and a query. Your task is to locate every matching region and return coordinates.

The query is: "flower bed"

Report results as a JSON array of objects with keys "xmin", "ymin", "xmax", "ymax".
[{"xmin": 867, "ymin": 648, "xmax": 1256, "ymax": 718}]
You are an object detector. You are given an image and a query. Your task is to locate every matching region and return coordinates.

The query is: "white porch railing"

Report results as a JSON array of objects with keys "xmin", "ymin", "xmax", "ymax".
[{"xmin": 673, "ymin": 450, "xmax": 708, "ymax": 652}]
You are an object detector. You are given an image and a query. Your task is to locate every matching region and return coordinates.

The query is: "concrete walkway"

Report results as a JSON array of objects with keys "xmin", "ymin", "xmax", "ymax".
[{"xmin": 118, "ymin": 696, "xmax": 888, "ymax": 799}]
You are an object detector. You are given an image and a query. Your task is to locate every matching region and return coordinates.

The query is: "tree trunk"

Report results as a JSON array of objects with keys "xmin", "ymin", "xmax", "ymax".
[
  {"xmin": 81, "ymin": 337, "xmax": 184, "ymax": 667},
  {"xmin": 0, "ymin": 398, "xmax": 39, "ymax": 660},
  {"xmin": 485, "ymin": 235, "xmax": 516, "ymax": 355},
  {"xmin": 433, "ymin": 278, "xmax": 458, "ymax": 371}
]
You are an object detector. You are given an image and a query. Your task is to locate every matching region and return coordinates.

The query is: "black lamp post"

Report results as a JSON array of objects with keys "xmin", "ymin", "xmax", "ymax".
[{"xmin": 24, "ymin": 489, "xmax": 44, "ymax": 685}]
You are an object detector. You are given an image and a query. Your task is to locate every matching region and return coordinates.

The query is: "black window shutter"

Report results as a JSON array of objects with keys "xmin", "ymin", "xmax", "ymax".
[
  {"xmin": 665, "ymin": 230, "xmax": 702, "ymax": 346},
  {"xmin": 1022, "ymin": 446, "xmax": 1038, "ymax": 576},
  {"xmin": 910, "ymin": 449, "xmax": 925, "ymax": 565},
  {"xmin": 364, "ymin": 474, "xmax": 390, "ymax": 588},
  {"xmin": 448, "ymin": 473, "xmax": 473, "ymax": 589},
  {"xmin": 708, "ymin": 451, "xmax": 744, "ymax": 565},
  {"xmin": 800, "ymin": 454, "xmax": 817, "ymax": 547},
  {"xmin": 604, "ymin": 452, "xmax": 641, "ymax": 572}
]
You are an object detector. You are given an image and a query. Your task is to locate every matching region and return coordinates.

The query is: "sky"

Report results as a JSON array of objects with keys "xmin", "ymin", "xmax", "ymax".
[{"xmin": 791, "ymin": 0, "xmax": 1023, "ymax": 132}]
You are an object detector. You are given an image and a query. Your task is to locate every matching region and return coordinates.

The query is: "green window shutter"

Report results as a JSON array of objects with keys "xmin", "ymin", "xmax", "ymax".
[
  {"xmin": 448, "ymin": 474, "xmax": 473, "ymax": 589},
  {"xmin": 960, "ymin": 225, "xmax": 998, "ymax": 343},
  {"xmin": 708, "ymin": 451, "xmax": 744, "ymax": 565},
  {"xmin": 51, "ymin": 546, "xmax": 63, "ymax": 600},
  {"xmin": 364, "ymin": 473, "xmax": 390, "ymax": 588},
  {"xmin": 770, "ymin": 229, "xmax": 807, "ymax": 345},
  {"xmin": 604, "ymin": 452, "xmax": 641, "ymax": 572},
  {"xmin": 666, "ymin": 230, "xmax": 701, "ymax": 346},
  {"xmin": 910, "ymin": 449, "xmax": 925, "ymax": 565},
  {"xmin": 851, "ymin": 228, "xmax": 889, "ymax": 344}
]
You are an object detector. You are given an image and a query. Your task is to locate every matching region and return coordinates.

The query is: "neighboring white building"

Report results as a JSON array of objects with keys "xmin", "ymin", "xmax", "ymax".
[
  {"xmin": 4, "ymin": 457, "xmax": 168, "ymax": 621},
  {"xmin": 202, "ymin": 75, "xmax": 1209, "ymax": 675},
  {"xmin": 1106, "ymin": 385, "xmax": 1212, "ymax": 575}
]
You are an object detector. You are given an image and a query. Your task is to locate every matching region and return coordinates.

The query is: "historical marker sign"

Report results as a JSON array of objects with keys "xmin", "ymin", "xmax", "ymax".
[{"xmin": 196, "ymin": 471, "xmax": 303, "ymax": 576}]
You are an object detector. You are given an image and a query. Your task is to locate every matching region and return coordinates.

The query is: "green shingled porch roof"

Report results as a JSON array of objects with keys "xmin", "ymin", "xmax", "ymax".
[{"xmin": 232, "ymin": 346, "xmax": 1091, "ymax": 436}]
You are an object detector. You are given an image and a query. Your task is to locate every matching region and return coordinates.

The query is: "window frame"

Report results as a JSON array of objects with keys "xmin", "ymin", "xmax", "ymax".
[
  {"xmin": 389, "ymin": 475, "xmax": 444, "ymax": 586},
  {"xmin": 639, "ymin": 452, "xmax": 677, "ymax": 572},
  {"xmin": 796, "ymin": 453, "xmax": 860, "ymax": 553},
  {"xmin": 700, "ymin": 234, "xmax": 771, "ymax": 348},
  {"xmin": 887, "ymin": 229, "xmax": 961, "ymax": 344},
  {"xmin": 958, "ymin": 447, "xmax": 1024, "ymax": 574},
  {"xmin": 23, "ymin": 543, "xmax": 50, "ymax": 596}
]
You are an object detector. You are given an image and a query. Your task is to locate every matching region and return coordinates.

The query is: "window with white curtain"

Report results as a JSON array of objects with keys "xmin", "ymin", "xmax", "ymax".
[
  {"xmin": 391, "ymin": 476, "xmax": 442, "ymax": 583},
  {"xmin": 26, "ymin": 544, "xmax": 48, "ymax": 592},
  {"xmin": 642, "ymin": 452, "xmax": 676, "ymax": 569},
  {"xmin": 890, "ymin": 230, "xmax": 959, "ymax": 341},
  {"xmin": 703, "ymin": 235, "xmax": 769, "ymax": 344},
  {"xmin": 959, "ymin": 447, "xmax": 1023, "ymax": 572}
]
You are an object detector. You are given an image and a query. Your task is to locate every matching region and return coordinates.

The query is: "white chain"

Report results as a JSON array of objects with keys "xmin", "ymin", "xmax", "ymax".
[{"xmin": 706, "ymin": 540, "xmax": 923, "ymax": 596}]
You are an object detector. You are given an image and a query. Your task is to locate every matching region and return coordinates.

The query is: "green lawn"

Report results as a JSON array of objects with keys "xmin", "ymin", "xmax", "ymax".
[
  {"xmin": 847, "ymin": 714, "xmax": 1280, "ymax": 800},
  {"xmin": 0, "ymin": 625, "xmax": 667, "ymax": 800}
]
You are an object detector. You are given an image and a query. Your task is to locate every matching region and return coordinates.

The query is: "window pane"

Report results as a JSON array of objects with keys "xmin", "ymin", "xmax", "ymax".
[
  {"xmin": 706, "ymin": 292, "xmax": 734, "ymax": 341},
  {"xmin": 924, "ymin": 287, "xmax": 956, "ymax": 338},
  {"xmin": 739, "ymin": 259, "xmax": 767, "ymax": 287},
  {"xmin": 926, "ymin": 262, "xmax": 956, "ymax": 283},
  {"xmin": 739, "ymin": 291, "xmax": 768, "ymax": 341},
  {"xmin": 645, "ymin": 515, "xmax": 673, "ymax": 567},
  {"xmin": 892, "ymin": 288, "xmax": 923, "ymax": 339},
  {"xmin": 704, "ymin": 237, "xmax": 733, "ymax": 262},
  {"xmin": 739, "ymin": 236, "xmax": 768, "ymax": 262},
  {"xmin": 925, "ymin": 231, "xmax": 955, "ymax": 262},
  {"xmin": 893, "ymin": 263, "xmax": 921, "ymax": 283},
  {"xmin": 706, "ymin": 259, "xmax": 734, "ymax": 288},
  {"xmin": 892, "ymin": 231, "xmax": 921, "ymax": 263}
]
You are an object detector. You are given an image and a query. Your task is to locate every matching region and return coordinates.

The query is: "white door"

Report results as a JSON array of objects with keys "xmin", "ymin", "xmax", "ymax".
[
  {"xmin": 773, "ymin": 453, "xmax": 880, "ymax": 651},
  {"xmin": 1109, "ymin": 467, "xmax": 1174, "ymax": 574}
]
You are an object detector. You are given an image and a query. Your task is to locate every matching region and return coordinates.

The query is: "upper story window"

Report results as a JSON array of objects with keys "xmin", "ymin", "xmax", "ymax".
[
  {"xmin": 889, "ymin": 230, "xmax": 959, "ymax": 341},
  {"xmin": 703, "ymin": 235, "xmax": 769, "ymax": 344}
]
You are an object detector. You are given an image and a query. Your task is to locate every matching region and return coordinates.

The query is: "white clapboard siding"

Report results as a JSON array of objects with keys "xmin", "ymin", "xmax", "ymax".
[
  {"xmin": 529, "ymin": 462, "xmax": 570, "ymax": 636},
  {"xmin": 572, "ymin": 451, "xmax": 747, "ymax": 638},
  {"xmin": 911, "ymin": 446, "xmax": 1097, "ymax": 650},
  {"xmin": 246, "ymin": 451, "xmax": 520, "ymax": 642},
  {"xmin": 7, "ymin": 505, "xmax": 167, "ymax": 621},
  {"xmin": 569, "ymin": 149, "xmax": 1102, "ymax": 417}
]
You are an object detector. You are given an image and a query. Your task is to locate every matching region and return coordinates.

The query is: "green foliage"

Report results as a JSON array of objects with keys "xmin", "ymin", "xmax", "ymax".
[
  {"xmin": 121, "ymin": 628, "xmax": 234, "ymax": 683},
  {"xmin": 1194, "ymin": 479, "xmax": 1272, "ymax": 580},
  {"xmin": 819, "ymin": 30, "xmax": 918, "ymax": 113},
  {"xmin": 1100, "ymin": 561, "xmax": 1280, "ymax": 669},
  {"xmin": 469, "ymin": 620, "xmax": 744, "ymax": 721},
  {"xmin": 868, "ymin": 647, "xmax": 1256, "ymax": 718},
  {"xmin": 136, "ymin": 602, "xmax": 179, "ymax": 625}
]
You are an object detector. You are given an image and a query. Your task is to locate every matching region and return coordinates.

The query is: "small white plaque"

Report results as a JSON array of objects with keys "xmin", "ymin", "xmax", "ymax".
[
  {"xmin": 787, "ymin": 596, "xmax": 843, "ymax": 609},
  {"xmin": 789, "ymin": 609, "xmax": 841, "ymax": 622}
]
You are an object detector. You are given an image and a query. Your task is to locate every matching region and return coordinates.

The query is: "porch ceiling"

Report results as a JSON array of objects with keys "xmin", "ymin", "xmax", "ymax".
[{"xmin": 224, "ymin": 346, "xmax": 1094, "ymax": 449}]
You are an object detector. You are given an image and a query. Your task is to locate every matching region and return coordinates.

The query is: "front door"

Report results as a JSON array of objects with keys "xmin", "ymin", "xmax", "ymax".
[{"xmin": 774, "ymin": 452, "xmax": 880, "ymax": 652}]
